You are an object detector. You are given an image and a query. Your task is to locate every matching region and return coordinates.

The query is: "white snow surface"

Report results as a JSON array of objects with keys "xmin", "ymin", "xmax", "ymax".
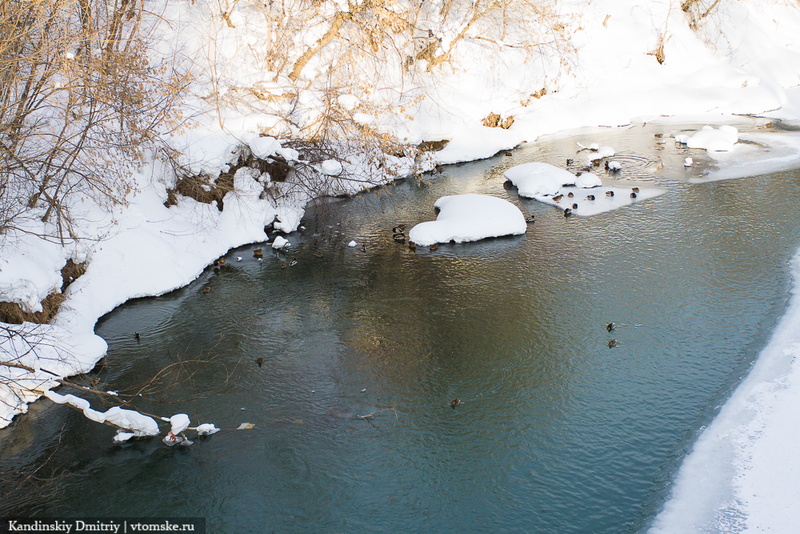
[
  {"xmin": 2, "ymin": 0, "xmax": 800, "ymax": 528},
  {"xmin": 504, "ymin": 164, "xmax": 664, "ymax": 216},
  {"xmin": 408, "ymin": 194, "xmax": 526, "ymax": 246}
]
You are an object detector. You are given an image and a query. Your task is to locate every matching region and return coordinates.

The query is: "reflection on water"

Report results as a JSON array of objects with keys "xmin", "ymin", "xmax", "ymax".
[{"xmin": 2, "ymin": 122, "xmax": 800, "ymax": 533}]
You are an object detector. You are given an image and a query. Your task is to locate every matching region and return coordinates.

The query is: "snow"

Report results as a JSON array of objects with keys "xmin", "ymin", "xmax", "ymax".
[
  {"xmin": 1, "ymin": 0, "xmax": 800, "ymax": 527},
  {"xmin": 408, "ymin": 194, "xmax": 526, "ymax": 246},
  {"xmin": 272, "ymin": 236, "xmax": 291, "ymax": 250},
  {"xmin": 677, "ymin": 125, "xmax": 740, "ymax": 152},
  {"xmin": 44, "ymin": 390, "xmax": 159, "ymax": 438},
  {"xmin": 169, "ymin": 413, "xmax": 191, "ymax": 434},
  {"xmin": 504, "ymin": 164, "xmax": 664, "ymax": 216},
  {"xmin": 195, "ymin": 423, "xmax": 220, "ymax": 436},
  {"xmin": 503, "ymin": 163, "xmax": 578, "ymax": 197}
]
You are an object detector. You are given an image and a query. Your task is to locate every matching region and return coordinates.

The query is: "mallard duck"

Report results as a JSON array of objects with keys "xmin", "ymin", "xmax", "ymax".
[
  {"xmin": 606, "ymin": 190, "xmax": 615, "ymax": 197},
  {"xmin": 630, "ymin": 192, "xmax": 638, "ymax": 199},
  {"xmin": 553, "ymin": 194, "xmax": 564, "ymax": 202},
  {"xmin": 429, "ymin": 243, "xmax": 439, "ymax": 251},
  {"xmin": 606, "ymin": 322, "xmax": 615, "ymax": 331},
  {"xmin": 564, "ymin": 208, "xmax": 572, "ymax": 217},
  {"xmin": 450, "ymin": 398, "xmax": 462, "ymax": 408},
  {"xmin": 392, "ymin": 226, "xmax": 406, "ymax": 234},
  {"xmin": 253, "ymin": 249, "xmax": 264, "ymax": 258},
  {"xmin": 289, "ymin": 259, "xmax": 298, "ymax": 267},
  {"xmin": 608, "ymin": 339, "xmax": 617, "ymax": 348},
  {"xmin": 587, "ymin": 194, "xmax": 595, "ymax": 201},
  {"xmin": 280, "ymin": 262, "xmax": 287, "ymax": 269},
  {"xmin": 256, "ymin": 357, "xmax": 264, "ymax": 367},
  {"xmin": 525, "ymin": 215, "xmax": 535, "ymax": 224},
  {"xmin": 134, "ymin": 332, "xmax": 141, "ymax": 341},
  {"xmin": 568, "ymin": 192, "xmax": 574, "ymax": 198},
  {"xmin": 572, "ymin": 203, "xmax": 578, "ymax": 210},
  {"xmin": 393, "ymin": 233, "xmax": 406, "ymax": 243},
  {"xmin": 632, "ymin": 187, "xmax": 640, "ymax": 193},
  {"xmin": 202, "ymin": 286, "xmax": 211, "ymax": 294}
]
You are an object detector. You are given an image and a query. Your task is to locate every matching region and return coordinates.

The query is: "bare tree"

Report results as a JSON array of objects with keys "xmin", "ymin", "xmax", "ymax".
[{"xmin": 0, "ymin": 0, "xmax": 189, "ymax": 244}]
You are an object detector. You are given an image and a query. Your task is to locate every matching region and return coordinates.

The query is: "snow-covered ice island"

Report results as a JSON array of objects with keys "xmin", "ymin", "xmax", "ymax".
[{"xmin": 408, "ymin": 194, "xmax": 527, "ymax": 246}]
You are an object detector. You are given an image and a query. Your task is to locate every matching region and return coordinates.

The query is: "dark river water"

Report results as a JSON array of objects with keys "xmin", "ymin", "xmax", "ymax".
[{"xmin": 2, "ymin": 122, "xmax": 800, "ymax": 533}]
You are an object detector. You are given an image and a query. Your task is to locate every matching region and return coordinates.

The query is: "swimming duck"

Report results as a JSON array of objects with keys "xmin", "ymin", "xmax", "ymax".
[
  {"xmin": 450, "ymin": 398, "xmax": 462, "ymax": 408},
  {"xmin": 606, "ymin": 322, "xmax": 615, "ymax": 331},
  {"xmin": 361, "ymin": 244, "xmax": 367, "ymax": 252},
  {"xmin": 315, "ymin": 252, "xmax": 325, "ymax": 258},
  {"xmin": 202, "ymin": 286, "xmax": 211, "ymax": 294},
  {"xmin": 280, "ymin": 262, "xmax": 287, "ymax": 269},
  {"xmin": 608, "ymin": 339, "xmax": 617, "ymax": 348},
  {"xmin": 408, "ymin": 241, "xmax": 417, "ymax": 250},
  {"xmin": 253, "ymin": 249, "xmax": 264, "ymax": 258},
  {"xmin": 134, "ymin": 332, "xmax": 141, "ymax": 341},
  {"xmin": 525, "ymin": 215, "xmax": 535, "ymax": 224},
  {"xmin": 256, "ymin": 357, "xmax": 264, "ymax": 367},
  {"xmin": 563, "ymin": 208, "xmax": 572, "ymax": 217},
  {"xmin": 393, "ymin": 233, "xmax": 406, "ymax": 243},
  {"xmin": 289, "ymin": 259, "xmax": 298, "ymax": 267},
  {"xmin": 430, "ymin": 243, "xmax": 439, "ymax": 251}
]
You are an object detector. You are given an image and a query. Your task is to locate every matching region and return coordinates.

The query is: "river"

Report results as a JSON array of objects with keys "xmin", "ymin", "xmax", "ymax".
[{"xmin": 2, "ymin": 121, "xmax": 800, "ymax": 533}]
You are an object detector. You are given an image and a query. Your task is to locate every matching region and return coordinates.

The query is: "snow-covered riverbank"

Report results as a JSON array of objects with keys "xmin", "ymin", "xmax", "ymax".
[{"xmin": 3, "ymin": 0, "xmax": 800, "ymax": 529}]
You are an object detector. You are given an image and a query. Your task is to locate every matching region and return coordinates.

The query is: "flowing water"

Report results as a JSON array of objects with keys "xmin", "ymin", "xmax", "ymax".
[{"xmin": 3, "ymin": 122, "xmax": 800, "ymax": 533}]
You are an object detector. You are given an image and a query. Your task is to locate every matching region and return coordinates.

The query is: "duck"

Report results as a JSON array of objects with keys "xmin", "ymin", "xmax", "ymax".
[
  {"xmin": 393, "ymin": 233, "xmax": 406, "ymax": 243},
  {"xmin": 608, "ymin": 339, "xmax": 618, "ymax": 348},
  {"xmin": 361, "ymin": 244, "xmax": 367, "ymax": 252},
  {"xmin": 217, "ymin": 257, "xmax": 226, "ymax": 265},
  {"xmin": 134, "ymin": 332, "xmax": 141, "ymax": 341},
  {"xmin": 289, "ymin": 259, "xmax": 298, "ymax": 267},
  {"xmin": 606, "ymin": 190, "xmax": 615, "ymax": 197},
  {"xmin": 525, "ymin": 215, "xmax": 535, "ymax": 224},
  {"xmin": 450, "ymin": 398, "xmax": 462, "ymax": 408},
  {"xmin": 280, "ymin": 262, "xmax": 287, "ymax": 269},
  {"xmin": 236, "ymin": 256, "xmax": 243, "ymax": 262},
  {"xmin": 202, "ymin": 286, "xmax": 211, "ymax": 294},
  {"xmin": 632, "ymin": 187, "xmax": 640, "ymax": 193},
  {"xmin": 586, "ymin": 194, "xmax": 595, "ymax": 201},
  {"xmin": 567, "ymin": 192, "xmax": 574, "ymax": 198},
  {"xmin": 630, "ymin": 192, "xmax": 638, "ymax": 199},
  {"xmin": 572, "ymin": 203, "xmax": 578, "ymax": 210},
  {"xmin": 392, "ymin": 225, "xmax": 406, "ymax": 233},
  {"xmin": 408, "ymin": 241, "xmax": 417, "ymax": 250},
  {"xmin": 256, "ymin": 357, "xmax": 264, "ymax": 367},
  {"xmin": 315, "ymin": 252, "xmax": 325, "ymax": 258},
  {"xmin": 553, "ymin": 194, "xmax": 564, "ymax": 202},
  {"xmin": 606, "ymin": 322, "xmax": 615, "ymax": 331},
  {"xmin": 429, "ymin": 243, "xmax": 439, "ymax": 251},
  {"xmin": 563, "ymin": 208, "xmax": 572, "ymax": 217},
  {"xmin": 253, "ymin": 249, "xmax": 264, "ymax": 258},
  {"xmin": 566, "ymin": 158, "xmax": 574, "ymax": 166}
]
